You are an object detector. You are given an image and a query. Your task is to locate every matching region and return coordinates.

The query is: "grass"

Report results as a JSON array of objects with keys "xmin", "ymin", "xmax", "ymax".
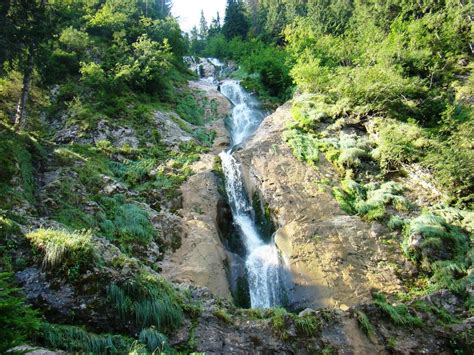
[
  {"xmin": 354, "ymin": 310, "xmax": 375, "ymax": 338},
  {"xmin": 333, "ymin": 179, "xmax": 408, "ymax": 221},
  {"xmin": 41, "ymin": 323, "xmax": 134, "ymax": 353},
  {"xmin": 107, "ymin": 272, "xmax": 184, "ymax": 333},
  {"xmin": 138, "ymin": 328, "xmax": 169, "ymax": 352},
  {"xmin": 294, "ymin": 314, "xmax": 320, "ymax": 336},
  {"xmin": 213, "ymin": 308, "xmax": 233, "ymax": 324},
  {"xmin": 26, "ymin": 228, "xmax": 96, "ymax": 273},
  {"xmin": 373, "ymin": 293, "xmax": 422, "ymax": 327},
  {"xmin": 402, "ymin": 213, "xmax": 470, "ymax": 264}
]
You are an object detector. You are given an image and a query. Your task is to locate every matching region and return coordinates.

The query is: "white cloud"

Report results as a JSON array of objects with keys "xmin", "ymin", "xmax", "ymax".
[{"xmin": 172, "ymin": 0, "xmax": 226, "ymax": 33}]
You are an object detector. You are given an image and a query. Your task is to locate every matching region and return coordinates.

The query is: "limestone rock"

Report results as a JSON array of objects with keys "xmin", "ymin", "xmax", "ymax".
[{"xmin": 237, "ymin": 103, "xmax": 406, "ymax": 309}]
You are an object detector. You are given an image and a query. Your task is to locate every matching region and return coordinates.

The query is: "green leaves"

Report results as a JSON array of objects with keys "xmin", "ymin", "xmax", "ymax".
[{"xmin": 0, "ymin": 272, "xmax": 41, "ymax": 353}]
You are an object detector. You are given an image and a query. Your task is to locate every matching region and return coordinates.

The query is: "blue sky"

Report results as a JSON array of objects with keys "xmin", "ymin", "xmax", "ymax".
[{"xmin": 172, "ymin": 0, "xmax": 226, "ymax": 33}]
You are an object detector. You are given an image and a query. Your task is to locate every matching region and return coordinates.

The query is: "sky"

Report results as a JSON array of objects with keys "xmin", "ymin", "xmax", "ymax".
[{"xmin": 172, "ymin": 0, "xmax": 227, "ymax": 33}]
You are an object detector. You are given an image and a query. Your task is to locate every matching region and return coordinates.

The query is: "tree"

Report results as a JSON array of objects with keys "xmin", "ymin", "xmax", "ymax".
[
  {"xmin": 208, "ymin": 11, "xmax": 222, "ymax": 37},
  {"xmin": 223, "ymin": 0, "xmax": 249, "ymax": 39},
  {"xmin": 10, "ymin": 0, "xmax": 49, "ymax": 130},
  {"xmin": 199, "ymin": 10, "xmax": 208, "ymax": 40}
]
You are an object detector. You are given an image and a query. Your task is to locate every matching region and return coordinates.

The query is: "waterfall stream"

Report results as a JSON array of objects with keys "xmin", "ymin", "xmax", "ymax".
[{"xmin": 219, "ymin": 80, "xmax": 284, "ymax": 308}]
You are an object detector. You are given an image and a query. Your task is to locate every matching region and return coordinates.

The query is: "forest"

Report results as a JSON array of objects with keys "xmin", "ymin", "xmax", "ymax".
[{"xmin": 0, "ymin": 0, "xmax": 472, "ymax": 353}]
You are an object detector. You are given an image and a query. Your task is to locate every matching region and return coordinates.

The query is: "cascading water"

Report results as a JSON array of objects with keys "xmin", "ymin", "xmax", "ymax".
[{"xmin": 219, "ymin": 80, "xmax": 284, "ymax": 308}]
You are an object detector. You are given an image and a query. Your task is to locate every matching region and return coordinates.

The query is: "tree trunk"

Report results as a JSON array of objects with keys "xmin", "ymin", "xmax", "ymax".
[{"xmin": 14, "ymin": 50, "xmax": 34, "ymax": 131}]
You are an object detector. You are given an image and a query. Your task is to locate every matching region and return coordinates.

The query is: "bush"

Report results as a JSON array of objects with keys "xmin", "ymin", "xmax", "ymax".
[
  {"xmin": 138, "ymin": 328, "xmax": 169, "ymax": 353},
  {"xmin": 0, "ymin": 272, "xmax": 41, "ymax": 353},
  {"xmin": 283, "ymin": 129, "xmax": 320, "ymax": 165},
  {"xmin": 26, "ymin": 228, "xmax": 96, "ymax": 272},
  {"xmin": 402, "ymin": 213, "xmax": 470, "ymax": 264},
  {"xmin": 333, "ymin": 180, "xmax": 407, "ymax": 221}
]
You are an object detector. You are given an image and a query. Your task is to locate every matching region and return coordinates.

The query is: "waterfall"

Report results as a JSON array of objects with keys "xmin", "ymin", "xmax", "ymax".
[{"xmin": 219, "ymin": 80, "xmax": 284, "ymax": 308}]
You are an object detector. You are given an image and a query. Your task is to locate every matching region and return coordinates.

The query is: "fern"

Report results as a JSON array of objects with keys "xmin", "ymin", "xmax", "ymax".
[{"xmin": 373, "ymin": 293, "xmax": 422, "ymax": 327}]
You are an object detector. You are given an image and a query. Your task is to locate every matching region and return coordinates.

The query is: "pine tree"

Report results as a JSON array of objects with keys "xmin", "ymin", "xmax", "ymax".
[
  {"xmin": 223, "ymin": 0, "xmax": 249, "ymax": 39},
  {"xmin": 199, "ymin": 10, "xmax": 208, "ymax": 40}
]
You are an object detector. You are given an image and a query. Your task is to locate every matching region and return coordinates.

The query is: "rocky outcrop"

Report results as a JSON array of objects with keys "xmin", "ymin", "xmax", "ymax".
[
  {"xmin": 160, "ymin": 161, "xmax": 232, "ymax": 299},
  {"xmin": 159, "ymin": 87, "xmax": 232, "ymax": 299},
  {"xmin": 237, "ymin": 103, "xmax": 406, "ymax": 310}
]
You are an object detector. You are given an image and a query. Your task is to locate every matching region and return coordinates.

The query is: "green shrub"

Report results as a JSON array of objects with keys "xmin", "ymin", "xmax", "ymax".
[
  {"xmin": 0, "ymin": 272, "xmax": 41, "ymax": 353},
  {"xmin": 333, "ymin": 180, "xmax": 406, "ymax": 221},
  {"xmin": 372, "ymin": 118, "xmax": 429, "ymax": 172},
  {"xmin": 402, "ymin": 213, "xmax": 470, "ymax": 264},
  {"xmin": 283, "ymin": 129, "xmax": 320, "ymax": 165},
  {"xmin": 270, "ymin": 307, "xmax": 288, "ymax": 338},
  {"xmin": 26, "ymin": 228, "xmax": 96, "ymax": 272},
  {"xmin": 213, "ymin": 308, "xmax": 233, "ymax": 324},
  {"xmin": 295, "ymin": 314, "xmax": 320, "ymax": 336},
  {"xmin": 41, "ymin": 323, "xmax": 134, "ymax": 353}
]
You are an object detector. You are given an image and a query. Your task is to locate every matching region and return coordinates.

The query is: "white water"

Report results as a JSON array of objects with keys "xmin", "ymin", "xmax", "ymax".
[{"xmin": 219, "ymin": 80, "xmax": 283, "ymax": 308}]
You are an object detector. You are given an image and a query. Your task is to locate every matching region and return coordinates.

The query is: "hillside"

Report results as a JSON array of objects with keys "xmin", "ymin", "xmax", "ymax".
[{"xmin": 1, "ymin": 1, "xmax": 473, "ymax": 354}]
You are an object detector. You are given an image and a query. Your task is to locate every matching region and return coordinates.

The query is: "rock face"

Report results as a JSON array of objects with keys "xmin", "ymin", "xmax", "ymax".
[
  {"xmin": 160, "ymin": 86, "xmax": 232, "ymax": 299},
  {"xmin": 237, "ymin": 103, "xmax": 405, "ymax": 310},
  {"xmin": 160, "ymin": 162, "xmax": 232, "ymax": 299}
]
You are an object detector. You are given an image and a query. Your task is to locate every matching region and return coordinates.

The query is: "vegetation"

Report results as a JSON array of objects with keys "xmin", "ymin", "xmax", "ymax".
[
  {"xmin": 0, "ymin": 272, "xmax": 41, "ymax": 353},
  {"xmin": 41, "ymin": 323, "xmax": 135, "ymax": 354},
  {"xmin": 373, "ymin": 293, "xmax": 422, "ymax": 327},
  {"xmin": 26, "ymin": 228, "xmax": 96, "ymax": 275},
  {"xmin": 107, "ymin": 272, "xmax": 184, "ymax": 333},
  {"xmin": 0, "ymin": 0, "xmax": 472, "ymax": 352}
]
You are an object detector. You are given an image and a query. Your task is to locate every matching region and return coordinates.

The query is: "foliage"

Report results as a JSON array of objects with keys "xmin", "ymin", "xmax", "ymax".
[
  {"xmin": 138, "ymin": 327, "xmax": 169, "ymax": 353},
  {"xmin": 107, "ymin": 272, "xmax": 184, "ymax": 333},
  {"xmin": 41, "ymin": 323, "xmax": 134, "ymax": 354},
  {"xmin": 283, "ymin": 129, "xmax": 319, "ymax": 165},
  {"xmin": 402, "ymin": 213, "xmax": 470, "ymax": 264},
  {"xmin": 294, "ymin": 314, "xmax": 320, "ymax": 336},
  {"xmin": 373, "ymin": 293, "xmax": 422, "ymax": 327},
  {"xmin": 213, "ymin": 308, "xmax": 233, "ymax": 324},
  {"xmin": 26, "ymin": 228, "xmax": 96, "ymax": 273},
  {"xmin": 355, "ymin": 310, "xmax": 375, "ymax": 338},
  {"xmin": 333, "ymin": 179, "xmax": 408, "ymax": 221},
  {"xmin": 0, "ymin": 272, "xmax": 41, "ymax": 353}
]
